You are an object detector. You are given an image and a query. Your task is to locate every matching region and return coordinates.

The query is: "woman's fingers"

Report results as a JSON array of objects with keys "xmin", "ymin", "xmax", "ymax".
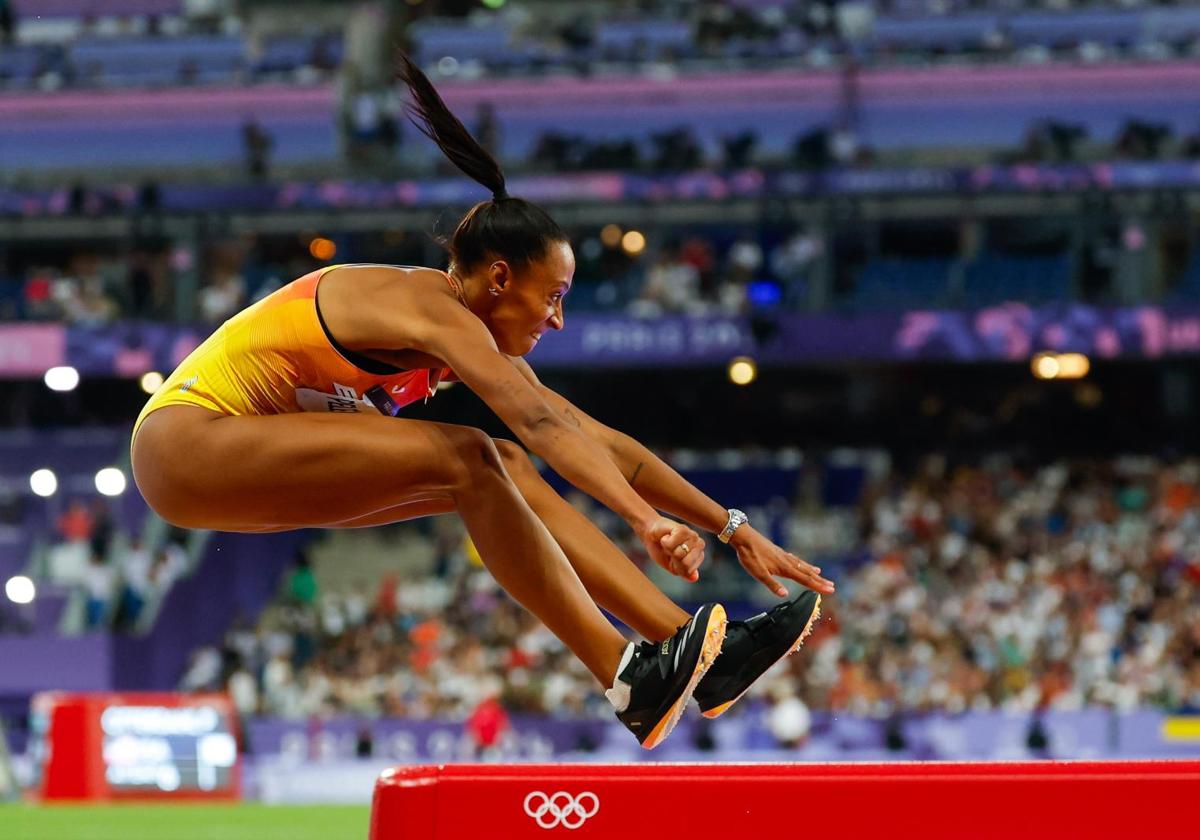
[
  {"xmin": 753, "ymin": 566, "xmax": 789, "ymax": 598},
  {"xmin": 659, "ymin": 526, "xmax": 704, "ymax": 575},
  {"xmin": 780, "ymin": 553, "xmax": 835, "ymax": 592}
]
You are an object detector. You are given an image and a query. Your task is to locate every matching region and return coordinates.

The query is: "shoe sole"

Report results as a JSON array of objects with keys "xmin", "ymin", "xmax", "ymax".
[
  {"xmin": 640, "ymin": 603, "xmax": 727, "ymax": 749},
  {"xmin": 700, "ymin": 594, "xmax": 821, "ymax": 719}
]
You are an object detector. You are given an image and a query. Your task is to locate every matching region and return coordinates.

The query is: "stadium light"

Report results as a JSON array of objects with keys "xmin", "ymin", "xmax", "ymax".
[
  {"xmin": 1056, "ymin": 353, "xmax": 1090, "ymax": 379},
  {"xmin": 5, "ymin": 575, "xmax": 35, "ymax": 605},
  {"xmin": 1032, "ymin": 352, "xmax": 1090, "ymax": 380},
  {"xmin": 728, "ymin": 356, "xmax": 758, "ymax": 386},
  {"xmin": 621, "ymin": 230, "xmax": 646, "ymax": 256},
  {"xmin": 44, "ymin": 366, "xmax": 80, "ymax": 392},
  {"xmin": 95, "ymin": 467, "xmax": 127, "ymax": 497},
  {"xmin": 140, "ymin": 371, "xmax": 164, "ymax": 394},
  {"xmin": 309, "ymin": 237, "xmax": 336, "ymax": 261},
  {"xmin": 29, "ymin": 468, "xmax": 57, "ymax": 497},
  {"xmin": 600, "ymin": 224, "xmax": 623, "ymax": 248},
  {"xmin": 1032, "ymin": 353, "xmax": 1060, "ymax": 379}
]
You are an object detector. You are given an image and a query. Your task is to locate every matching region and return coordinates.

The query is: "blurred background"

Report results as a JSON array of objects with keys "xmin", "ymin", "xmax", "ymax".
[{"xmin": 2, "ymin": 0, "xmax": 1200, "ymax": 827}]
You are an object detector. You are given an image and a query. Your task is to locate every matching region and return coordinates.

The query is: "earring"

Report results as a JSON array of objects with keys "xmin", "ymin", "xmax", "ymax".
[{"xmin": 489, "ymin": 288, "xmax": 500, "ymax": 296}]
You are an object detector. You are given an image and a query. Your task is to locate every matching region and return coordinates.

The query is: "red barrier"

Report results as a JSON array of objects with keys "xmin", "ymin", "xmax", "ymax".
[{"xmin": 370, "ymin": 760, "xmax": 1199, "ymax": 838}]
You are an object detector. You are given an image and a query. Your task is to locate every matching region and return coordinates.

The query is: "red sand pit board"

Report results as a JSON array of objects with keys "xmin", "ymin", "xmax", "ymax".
[{"xmin": 371, "ymin": 760, "xmax": 1200, "ymax": 839}]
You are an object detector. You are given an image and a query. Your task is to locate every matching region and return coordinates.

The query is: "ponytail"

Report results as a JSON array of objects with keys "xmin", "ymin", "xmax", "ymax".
[
  {"xmin": 397, "ymin": 52, "xmax": 566, "ymax": 273},
  {"xmin": 398, "ymin": 52, "xmax": 507, "ymax": 202}
]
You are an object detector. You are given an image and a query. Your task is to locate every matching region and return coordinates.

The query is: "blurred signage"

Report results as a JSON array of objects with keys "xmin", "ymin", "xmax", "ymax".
[
  {"xmin": 0, "ymin": 325, "xmax": 64, "ymax": 374},
  {"xmin": 5, "ymin": 304, "xmax": 1200, "ymax": 376},
  {"xmin": 32, "ymin": 692, "xmax": 241, "ymax": 801}
]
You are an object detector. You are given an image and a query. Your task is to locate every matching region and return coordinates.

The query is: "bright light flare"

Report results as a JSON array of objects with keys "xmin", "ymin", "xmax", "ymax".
[
  {"xmin": 95, "ymin": 467, "xmax": 127, "ymax": 497},
  {"xmin": 728, "ymin": 356, "xmax": 758, "ymax": 386},
  {"xmin": 30, "ymin": 468, "xmax": 57, "ymax": 497},
  {"xmin": 5, "ymin": 575, "xmax": 35, "ymax": 604},
  {"xmin": 44, "ymin": 366, "xmax": 80, "ymax": 392}
]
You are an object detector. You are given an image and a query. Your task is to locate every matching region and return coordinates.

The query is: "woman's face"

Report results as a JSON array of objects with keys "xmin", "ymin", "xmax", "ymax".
[{"xmin": 484, "ymin": 240, "xmax": 574, "ymax": 356}]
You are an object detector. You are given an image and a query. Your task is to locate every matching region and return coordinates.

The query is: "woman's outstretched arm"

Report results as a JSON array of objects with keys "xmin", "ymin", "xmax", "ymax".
[{"xmin": 508, "ymin": 356, "xmax": 835, "ymax": 597}]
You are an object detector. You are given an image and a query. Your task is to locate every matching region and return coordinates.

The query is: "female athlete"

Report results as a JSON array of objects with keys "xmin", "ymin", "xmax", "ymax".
[{"xmin": 131, "ymin": 55, "xmax": 834, "ymax": 749}]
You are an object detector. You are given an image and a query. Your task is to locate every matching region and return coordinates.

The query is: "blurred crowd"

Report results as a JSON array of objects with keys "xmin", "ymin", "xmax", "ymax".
[
  {"xmin": 181, "ymin": 535, "xmax": 605, "ymax": 722},
  {"xmin": 182, "ymin": 453, "xmax": 1200, "ymax": 728},
  {"xmin": 14, "ymin": 215, "xmax": 1195, "ymax": 326},
  {"xmin": 0, "ymin": 226, "xmax": 820, "ymax": 325},
  {"xmin": 42, "ymin": 500, "xmax": 190, "ymax": 632},
  {"xmin": 789, "ymin": 454, "xmax": 1200, "ymax": 716},
  {"xmin": 532, "ymin": 0, "xmax": 1200, "ymax": 70},
  {"xmin": 4, "ymin": 0, "xmax": 1197, "ymax": 95}
]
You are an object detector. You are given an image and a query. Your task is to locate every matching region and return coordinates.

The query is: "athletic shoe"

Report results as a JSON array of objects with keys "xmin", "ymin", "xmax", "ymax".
[
  {"xmin": 611, "ymin": 603, "xmax": 727, "ymax": 749},
  {"xmin": 692, "ymin": 590, "xmax": 821, "ymax": 719}
]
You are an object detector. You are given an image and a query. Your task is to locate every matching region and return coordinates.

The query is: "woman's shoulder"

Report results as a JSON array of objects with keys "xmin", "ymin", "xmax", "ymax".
[
  {"xmin": 321, "ymin": 263, "xmax": 450, "ymax": 301},
  {"xmin": 317, "ymin": 263, "xmax": 458, "ymax": 349},
  {"xmin": 326, "ymin": 262, "xmax": 447, "ymax": 281}
]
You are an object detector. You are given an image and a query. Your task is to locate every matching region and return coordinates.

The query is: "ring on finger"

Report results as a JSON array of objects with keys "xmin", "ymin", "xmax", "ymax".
[{"xmin": 676, "ymin": 543, "xmax": 690, "ymax": 557}]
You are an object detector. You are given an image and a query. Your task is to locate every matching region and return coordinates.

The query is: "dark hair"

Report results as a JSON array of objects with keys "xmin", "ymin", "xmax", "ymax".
[{"xmin": 397, "ymin": 53, "xmax": 566, "ymax": 273}]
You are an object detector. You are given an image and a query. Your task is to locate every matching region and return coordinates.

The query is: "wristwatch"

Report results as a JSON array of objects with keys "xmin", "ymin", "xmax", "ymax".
[{"xmin": 718, "ymin": 508, "xmax": 749, "ymax": 544}]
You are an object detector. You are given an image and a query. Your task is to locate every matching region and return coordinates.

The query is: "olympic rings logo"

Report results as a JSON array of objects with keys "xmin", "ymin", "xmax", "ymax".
[{"xmin": 522, "ymin": 790, "xmax": 600, "ymax": 830}]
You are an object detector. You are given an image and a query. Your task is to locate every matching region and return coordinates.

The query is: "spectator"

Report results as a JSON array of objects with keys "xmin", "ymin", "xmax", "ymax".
[
  {"xmin": 242, "ymin": 118, "xmax": 274, "ymax": 181},
  {"xmin": 629, "ymin": 242, "xmax": 703, "ymax": 317},
  {"xmin": 198, "ymin": 271, "xmax": 247, "ymax": 324},
  {"xmin": 473, "ymin": 102, "xmax": 501, "ymax": 158},
  {"xmin": 0, "ymin": 0, "xmax": 15, "ymax": 47},
  {"xmin": 765, "ymin": 681, "xmax": 812, "ymax": 748},
  {"xmin": 116, "ymin": 537, "xmax": 153, "ymax": 629},
  {"xmin": 83, "ymin": 553, "xmax": 116, "ymax": 629},
  {"xmin": 56, "ymin": 499, "xmax": 95, "ymax": 545},
  {"xmin": 149, "ymin": 542, "xmax": 188, "ymax": 595},
  {"xmin": 287, "ymin": 551, "xmax": 318, "ymax": 607},
  {"xmin": 466, "ymin": 688, "xmax": 511, "ymax": 757},
  {"xmin": 181, "ymin": 646, "xmax": 223, "ymax": 692},
  {"xmin": 228, "ymin": 664, "xmax": 260, "ymax": 717},
  {"xmin": 88, "ymin": 499, "xmax": 114, "ymax": 561}
]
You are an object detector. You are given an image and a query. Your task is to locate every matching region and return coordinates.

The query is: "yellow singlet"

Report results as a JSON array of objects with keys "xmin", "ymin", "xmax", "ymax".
[{"xmin": 132, "ymin": 264, "xmax": 455, "ymax": 446}]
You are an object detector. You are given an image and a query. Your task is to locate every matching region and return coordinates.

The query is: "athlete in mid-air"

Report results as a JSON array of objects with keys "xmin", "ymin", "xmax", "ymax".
[{"xmin": 131, "ymin": 54, "xmax": 834, "ymax": 748}]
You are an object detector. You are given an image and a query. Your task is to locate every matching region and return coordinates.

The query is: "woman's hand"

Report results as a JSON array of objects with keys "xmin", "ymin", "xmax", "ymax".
[
  {"xmin": 638, "ymin": 517, "xmax": 706, "ymax": 582},
  {"xmin": 730, "ymin": 525, "xmax": 835, "ymax": 598}
]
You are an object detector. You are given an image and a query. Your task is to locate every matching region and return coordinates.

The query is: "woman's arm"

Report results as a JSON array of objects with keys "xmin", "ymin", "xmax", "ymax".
[
  {"xmin": 509, "ymin": 356, "xmax": 835, "ymax": 596},
  {"xmin": 350, "ymin": 271, "xmax": 705, "ymax": 577}
]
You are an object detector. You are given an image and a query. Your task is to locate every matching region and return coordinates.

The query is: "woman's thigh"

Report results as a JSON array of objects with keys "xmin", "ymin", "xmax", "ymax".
[{"xmin": 131, "ymin": 405, "xmax": 499, "ymax": 531}]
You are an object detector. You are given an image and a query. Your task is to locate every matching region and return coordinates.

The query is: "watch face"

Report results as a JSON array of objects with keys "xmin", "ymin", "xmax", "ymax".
[{"xmin": 721, "ymin": 510, "xmax": 747, "ymax": 542}]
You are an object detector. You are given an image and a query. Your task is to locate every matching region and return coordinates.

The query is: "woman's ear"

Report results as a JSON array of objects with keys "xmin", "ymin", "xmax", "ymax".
[{"xmin": 488, "ymin": 260, "xmax": 511, "ymax": 293}]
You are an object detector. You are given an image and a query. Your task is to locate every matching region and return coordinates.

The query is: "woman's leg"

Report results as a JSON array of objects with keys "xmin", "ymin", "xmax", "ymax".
[
  {"xmin": 493, "ymin": 439, "xmax": 692, "ymax": 642},
  {"xmin": 282, "ymin": 437, "xmax": 695, "ymax": 642},
  {"xmin": 132, "ymin": 406, "xmax": 628, "ymax": 684}
]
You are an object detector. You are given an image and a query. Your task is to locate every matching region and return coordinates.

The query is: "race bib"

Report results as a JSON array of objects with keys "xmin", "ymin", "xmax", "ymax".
[{"xmin": 294, "ymin": 382, "xmax": 378, "ymax": 414}]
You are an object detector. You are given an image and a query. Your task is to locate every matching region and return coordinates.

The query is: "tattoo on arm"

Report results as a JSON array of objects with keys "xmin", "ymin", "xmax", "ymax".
[
  {"xmin": 563, "ymin": 408, "xmax": 582, "ymax": 428},
  {"xmin": 629, "ymin": 462, "xmax": 645, "ymax": 487}
]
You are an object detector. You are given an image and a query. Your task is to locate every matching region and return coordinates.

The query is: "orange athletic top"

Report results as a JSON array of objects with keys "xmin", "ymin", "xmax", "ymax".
[{"xmin": 132, "ymin": 264, "xmax": 455, "ymax": 444}]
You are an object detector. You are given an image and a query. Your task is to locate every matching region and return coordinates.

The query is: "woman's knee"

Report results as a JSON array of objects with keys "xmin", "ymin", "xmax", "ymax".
[
  {"xmin": 440, "ymin": 425, "xmax": 508, "ymax": 490},
  {"xmin": 493, "ymin": 438, "xmax": 535, "ymax": 477}
]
